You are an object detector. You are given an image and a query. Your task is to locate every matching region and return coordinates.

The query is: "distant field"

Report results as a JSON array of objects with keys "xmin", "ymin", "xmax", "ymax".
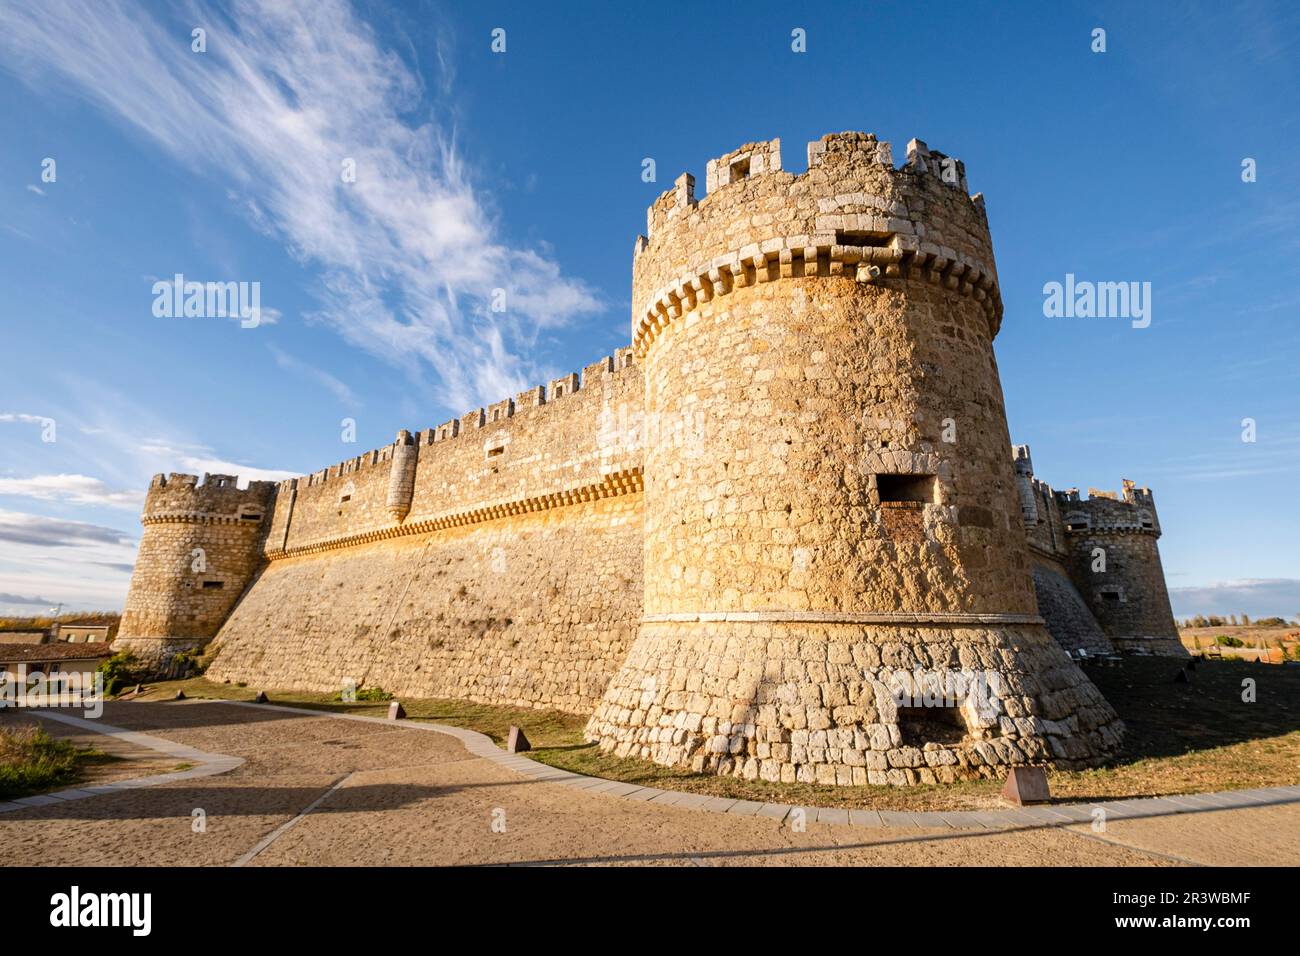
[{"xmin": 1179, "ymin": 624, "xmax": 1300, "ymax": 662}]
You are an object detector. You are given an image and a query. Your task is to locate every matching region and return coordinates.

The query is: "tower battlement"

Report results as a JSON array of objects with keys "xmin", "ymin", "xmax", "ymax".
[
  {"xmin": 142, "ymin": 472, "xmax": 276, "ymax": 523},
  {"xmin": 633, "ymin": 131, "xmax": 1000, "ymax": 357},
  {"xmin": 1054, "ymin": 481, "xmax": 1161, "ymax": 535}
]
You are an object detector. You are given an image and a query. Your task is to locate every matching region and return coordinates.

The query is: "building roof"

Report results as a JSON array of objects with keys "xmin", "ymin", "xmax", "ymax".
[
  {"xmin": 0, "ymin": 642, "xmax": 114, "ymax": 662},
  {"xmin": 0, "ymin": 632, "xmax": 50, "ymax": 647}
]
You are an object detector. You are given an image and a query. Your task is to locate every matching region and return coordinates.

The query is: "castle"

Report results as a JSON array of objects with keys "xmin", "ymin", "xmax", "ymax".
[{"xmin": 115, "ymin": 132, "xmax": 1185, "ymax": 786}]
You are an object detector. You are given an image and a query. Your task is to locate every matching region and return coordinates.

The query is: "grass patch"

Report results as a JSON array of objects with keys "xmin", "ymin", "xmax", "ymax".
[
  {"xmin": 0, "ymin": 725, "xmax": 112, "ymax": 800},
  {"xmin": 134, "ymin": 656, "xmax": 1300, "ymax": 812}
]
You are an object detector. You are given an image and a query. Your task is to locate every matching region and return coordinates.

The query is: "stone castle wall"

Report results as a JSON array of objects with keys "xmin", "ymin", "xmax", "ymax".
[
  {"xmin": 207, "ymin": 495, "xmax": 642, "ymax": 712},
  {"xmin": 113, "ymin": 130, "xmax": 1187, "ymax": 785},
  {"xmin": 198, "ymin": 347, "xmax": 646, "ymax": 710}
]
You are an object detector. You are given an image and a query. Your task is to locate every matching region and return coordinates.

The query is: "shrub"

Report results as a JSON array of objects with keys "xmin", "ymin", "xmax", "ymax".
[
  {"xmin": 1215, "ymin": 635, "xmax": 1245, "ymax": 648},
  {"xmin": 333, "ymin": 686, "xmax": 392, "ymax": 702},
  {"xmin": 0, "ymin": 726, "xmax": 86, "ymax": 799},
  {"xmin": 97, "ymin": 651, "xmax": 142, "ymax": 696},
  {"xmin": 169, "ymin": 650, "xmax": 203, "ymax": 678}
]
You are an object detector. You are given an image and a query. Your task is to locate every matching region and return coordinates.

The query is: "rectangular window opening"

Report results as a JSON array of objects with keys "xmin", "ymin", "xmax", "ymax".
[
  {"xmin": 896, "ymin": 705, "xmax": 967, "ymax": 747},
  {"xmin": 487, "ymin": 446, "xmax": 505, "ymax": 458},
  {"xmin": 876, "ymin": 474, "xmax": 936, "ymax": 504},
  {"xmin": 202, "ymin": 580, "xmax": 224, "ymax": 590},
  {"xmin": 730, "ymin": 157, "xmax": 750, "ymax": 180},
  {"xmin": 835, "ymin": 230, "xmax": 892, "ymax": 248}
]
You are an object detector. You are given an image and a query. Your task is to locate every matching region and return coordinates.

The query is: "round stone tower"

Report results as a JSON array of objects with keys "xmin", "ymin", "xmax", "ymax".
[
  {"xmin": 1057, "ymin": 481, "xmax": 1186, "ymax": 657},
  {"xmin": 586, "ymin": 132, "xmax": 1124, "ymax": 785},
  {"xmin": 115, "ymin": 472, "xmax": 275, "ymax": 670}
]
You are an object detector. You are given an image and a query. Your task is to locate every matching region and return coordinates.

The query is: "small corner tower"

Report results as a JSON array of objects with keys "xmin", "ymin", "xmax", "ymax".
[
  {"xmin": 1056, "ymin": 481, "xmax": 1186, "ymax": 657},
  {"xmin": 114, "ymin": 473, "xmax": 276, "ymax": 669}
]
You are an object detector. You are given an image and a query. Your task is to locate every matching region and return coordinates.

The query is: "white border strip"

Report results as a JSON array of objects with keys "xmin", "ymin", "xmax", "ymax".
[{"xmin": 0, "ymin": 709, "xmax": 244, "ymax": 813}]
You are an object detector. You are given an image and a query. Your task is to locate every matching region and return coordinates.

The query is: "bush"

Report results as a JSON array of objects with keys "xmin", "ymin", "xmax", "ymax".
[
  {"xmin": 1215, "ymin": 635, "xmax": 1245, "ymax": 648},
  {"xmin": 333, "ymin": 686, "xmax": 393, "ymax": 702},
  {"xmin": 97, "ymin": 651, "xmax": 142, "ymax": 696},
  {"xmin": 168, "ymin": 650, "xmax": 203, "ymax": 678},
  {"xmin": 0, "ymin": 726, "xmax": 86, "ymax": 799}
]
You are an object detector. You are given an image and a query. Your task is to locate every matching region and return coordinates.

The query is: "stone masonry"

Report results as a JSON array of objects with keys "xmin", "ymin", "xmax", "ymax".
[{"xmin": 113, "ymin": 131, "xmax": 1186, "ymax": 786}]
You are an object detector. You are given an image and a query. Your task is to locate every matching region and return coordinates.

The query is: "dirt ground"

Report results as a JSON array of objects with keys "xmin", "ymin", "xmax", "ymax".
[{"xmin": 1, "ymin": 701, "xmax": 1297, "ymax": 867}]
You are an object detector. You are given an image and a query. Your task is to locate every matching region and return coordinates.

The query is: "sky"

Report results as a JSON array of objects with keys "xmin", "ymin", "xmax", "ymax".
[{"xmin": 0, "ymin": 0, "xmax": 1297, "ymax": 619}]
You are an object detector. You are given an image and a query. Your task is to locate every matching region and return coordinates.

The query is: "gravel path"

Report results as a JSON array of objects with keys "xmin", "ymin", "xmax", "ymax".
[{"xmin": 1, "ymin": 701, "xmax": 1294, "ymax": 867}]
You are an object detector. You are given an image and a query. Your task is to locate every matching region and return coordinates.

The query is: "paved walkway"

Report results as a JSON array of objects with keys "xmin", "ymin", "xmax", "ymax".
[{"xmin": 1, "ymin": 701, "xmax": 1297, "ymax": 866}]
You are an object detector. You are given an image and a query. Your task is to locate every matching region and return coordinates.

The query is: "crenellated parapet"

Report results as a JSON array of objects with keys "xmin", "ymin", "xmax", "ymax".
[
  {"xmin": 141, "ymin": 472, "xmax": 276, "ymax": 525},
  {"xmin": 631, "ymin": 131, "xmax": 1002, "ymax": 357},
  {"xmin": 1054, "ymin": 479, "xmax": 1161, "ymax": 536},
  {"xmin": 290, "ymin": 346, "xmax": 639, "ymax": 501}
]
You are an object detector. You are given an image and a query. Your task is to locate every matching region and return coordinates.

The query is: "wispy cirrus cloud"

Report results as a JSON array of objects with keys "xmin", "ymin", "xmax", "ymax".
[
  {"xmin": 0, "ymin": 0, "xmax": 601, "ymax": 411},
  {"xmin": 267, "ymin": 343, "xmax": 358, "ymax": 406}
]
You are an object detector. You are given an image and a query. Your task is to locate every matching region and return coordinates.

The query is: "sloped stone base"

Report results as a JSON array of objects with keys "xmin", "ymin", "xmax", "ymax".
[
  {"xmin": 586, "ymin": 620, "xmax": 1124, "ymax": 786},
  {"xmin": 1031, "ymin": 559, "xmax": 1115, "ymax": 657},
  {"xmin": 110, "ymin": 635, "xmax": 205, "ymax": 673}
]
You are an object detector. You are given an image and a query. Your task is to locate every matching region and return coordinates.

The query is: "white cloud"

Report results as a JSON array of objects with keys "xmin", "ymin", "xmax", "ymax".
[
  {"xmin": 1170, "ymin": 578, "xmax": 1300, "ymax": 621},
  {"xmin": 266, "ymin": 343, "xmax": 358, "ymax": 406},
  {"xmin": 0, "ymin": 511, "xmax": 135, "ymax": 548},
  {"xmin": 0, "ymin": 474, "xmax": 144, "ymax": 509},
  {"xmin": 0, "ymin": 511, "xmax": 137, "ymax": 612},
  {"xmin": 134, "ymin": 440, "xmax": 298, "ymax": 486},
  {"xmin": 0, "ymin": 0, "xmax": 602, "ymax": 412},
  {"xmin": 25, "ymin": 184, "xmax": 45, "ymax": 196}
]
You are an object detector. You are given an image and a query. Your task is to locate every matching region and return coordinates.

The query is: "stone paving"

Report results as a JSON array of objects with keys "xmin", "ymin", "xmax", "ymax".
[{"xmin": 1, "ymin": 701, "xmax": 1296, "ymax": 866}]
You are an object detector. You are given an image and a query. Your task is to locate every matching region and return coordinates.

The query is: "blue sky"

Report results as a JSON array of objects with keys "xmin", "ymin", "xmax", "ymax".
[{"xmin": 0, "ymin": 0, "xmax": 1296, "ymax": 618}]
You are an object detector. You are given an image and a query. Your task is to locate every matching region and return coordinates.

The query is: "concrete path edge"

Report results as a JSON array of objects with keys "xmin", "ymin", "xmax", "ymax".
[
  {"xmin": 208, "ymin": 699, "xmax": 1300, "ymax": 832},
  {"xmin": 0, "ymin": 709, "xmax": 245, "ymax": 814}
]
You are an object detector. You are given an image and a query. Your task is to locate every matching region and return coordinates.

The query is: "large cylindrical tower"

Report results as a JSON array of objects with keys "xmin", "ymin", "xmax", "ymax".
[
  {"xmin": 115, "ymin": 473, "xmax": 275, "ymax": 670},
  {"xmin": 586, "ymin": 132, "xmax": 1123, "ymax": 785}
]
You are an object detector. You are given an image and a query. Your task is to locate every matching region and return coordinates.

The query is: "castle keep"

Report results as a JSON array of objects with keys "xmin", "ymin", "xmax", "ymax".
[{"xmin": 115, "ymin": 132, "xmax": 1185, "ymax": 786}]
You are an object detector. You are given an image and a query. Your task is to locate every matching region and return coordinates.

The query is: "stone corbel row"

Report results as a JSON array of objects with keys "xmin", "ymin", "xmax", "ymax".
[
  {"xmin": 141, "ymin": 511, "xmax": 260, "ymax": 527},
  {"xmin": 264, "ymin": 468, "xmax": 645, "ymax": 562},
  {"xmin": 633, "ymin": 234, "xmax": 1002, "ymax": 357}
]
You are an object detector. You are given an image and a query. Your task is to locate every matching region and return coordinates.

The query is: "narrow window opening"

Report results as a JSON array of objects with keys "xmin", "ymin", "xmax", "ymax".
[
  {"xmin": 487, "ymin": 446, "xmax": 505, "ymax": 458},
  {"xmin": 835, "ymin": 230, "xmax": 892, "ymax": 248},
  {"xmin": 876, "ymin": 474, "xmax": 936, "ymax": 504},
  {"xmin": 202, "ymin": 580, "xmax": 224, "ymax": 590},
  {"xmin": 730, "ymin": 157, "xmax": 750, "ymax": 181}
]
